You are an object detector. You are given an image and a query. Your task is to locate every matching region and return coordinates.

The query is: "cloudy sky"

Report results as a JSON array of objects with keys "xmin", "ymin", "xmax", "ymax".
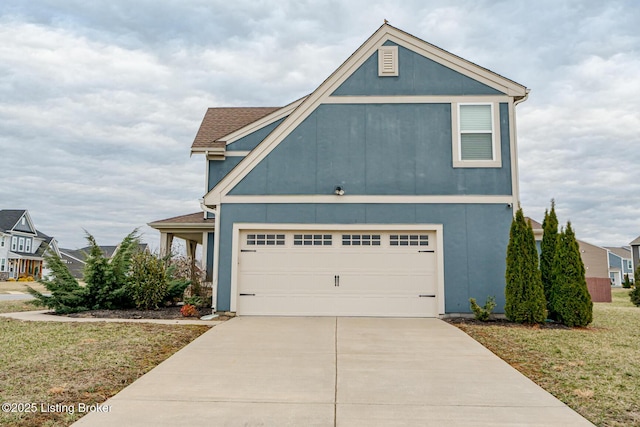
[{"xmin": 1, "ymin": 0, "xmax": 638, "ymax": 251}]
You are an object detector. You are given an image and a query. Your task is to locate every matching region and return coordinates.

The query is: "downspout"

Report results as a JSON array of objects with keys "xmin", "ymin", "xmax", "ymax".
[
  {"xmin": 199, "ymin": 199, "xmax": 218, "ymax": 312},
  {"xmin": 511, "ymin": 89, "xmax": 530, "ymax": 212}
]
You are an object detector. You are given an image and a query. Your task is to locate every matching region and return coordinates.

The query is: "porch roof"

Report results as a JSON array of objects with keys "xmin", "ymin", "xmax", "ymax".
[{"xmin": 148, "ymin": 212, "xmax": 215, "ymax": 245}]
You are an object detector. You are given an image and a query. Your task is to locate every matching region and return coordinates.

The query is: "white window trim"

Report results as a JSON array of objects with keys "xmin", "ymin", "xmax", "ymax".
[
  {"xmin": 18, "ymin": 237, "xmax": 25, "ymax": 252},
  {"xmin": 11, "ymin": 237, "xmax": 17, "ymax": 251},
  {"xmin": 451, "ymin": 102, "xmax": 502, "ymax": 168},
  {"xmin": 25, "ymin": 239, "xmax": 31, "ymax": 253},
  {"xmin": 0, "ymin": 258, "xmax": 5, "ymax": 272}
]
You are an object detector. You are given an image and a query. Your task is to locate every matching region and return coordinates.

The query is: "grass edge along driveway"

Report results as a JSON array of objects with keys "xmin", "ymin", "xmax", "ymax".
[
  {"xmin": 453, "ymin": 288, "xmax": 640, "ymax": 427},
  {"xmin": 0, "ymin": 318, "xmax": 209, "ymax": 427}
]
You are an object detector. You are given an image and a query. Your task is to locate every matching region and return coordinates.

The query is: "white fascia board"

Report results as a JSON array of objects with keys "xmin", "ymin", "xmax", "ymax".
[
  {"xmin": 221, "ymin": 195, "xmax": 514, "ymax": 204},
  {"xmin": 203, "ymin": 24, "xmax": 526, "ymax": 205},
  {"xmin": 325, "ymin": 95, "xmax": 511, "ymax": 104},
  {"xmin": 223, "ymin": 97, "xmax": 307, "ymax": 146}
]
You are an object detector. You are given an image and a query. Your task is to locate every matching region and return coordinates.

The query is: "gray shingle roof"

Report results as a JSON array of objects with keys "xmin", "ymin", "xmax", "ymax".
[{"xmin": 0, "ymin": 209, "xmax": 26, "ymax": 232}]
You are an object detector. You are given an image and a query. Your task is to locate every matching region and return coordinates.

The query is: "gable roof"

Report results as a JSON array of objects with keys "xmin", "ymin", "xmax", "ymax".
[
  {"xmin": 605, "ymin": 247, "xmax": 631, "ymax": 258},
  {"xmin": 631, "ymin": 235, "xmax": 640, "ymax": 246},
  {"xmin": 0, "ymin": 209, "xmax": 27, "ymax": 232},
  {"xmin": 203, "ymin": 23, "xmax": 528, "ymax": 205},
  {"xmin": 191, "ymin": 107, "xmax": 280, "ymax": 151}
]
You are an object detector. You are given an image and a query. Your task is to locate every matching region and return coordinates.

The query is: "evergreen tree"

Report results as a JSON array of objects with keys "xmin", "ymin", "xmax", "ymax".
[
  {"xmin": 550, "ymin": 222, "xmax": 593, "ymax": 326},
  {"xmin": 630, "ymin": 266, "xmax": 640, "ymax": 307},
  {"xmin": 505, "ymin": 208, "xmax": 547, "ymax": 323},
  {"xmin": 540, "ymin": 199, "xmax": 558, "ymax": 315}
]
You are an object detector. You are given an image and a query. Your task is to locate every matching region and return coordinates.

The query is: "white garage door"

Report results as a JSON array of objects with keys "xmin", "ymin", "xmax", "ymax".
[{"xmin": 236, "ymin": 229, "xmax": 439, "ymax": 317}]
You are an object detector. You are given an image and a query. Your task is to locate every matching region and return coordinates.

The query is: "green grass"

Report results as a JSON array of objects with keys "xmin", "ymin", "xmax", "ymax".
[
  {"xmin": 0, "ymin": 281, "xmax": 48, "ymax": 294},
  {"xmin": 454, "ymin": 288, "xmax": 640, "ymax": 427},
  {"xmin": 0, "ymin": 319, "xmax": 209, "ymax": 426}
]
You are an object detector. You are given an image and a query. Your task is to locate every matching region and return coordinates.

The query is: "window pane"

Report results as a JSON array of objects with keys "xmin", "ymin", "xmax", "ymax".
[
  {"xmin": 461, "ymin": 134, "xmax": 492, "ymax": 160},
  {"xmin": 460, "ymin": 105, "xmax": 491, "ymax": 131}
]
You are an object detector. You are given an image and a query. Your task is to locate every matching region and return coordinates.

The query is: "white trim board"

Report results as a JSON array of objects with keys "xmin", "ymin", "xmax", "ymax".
[
  {"xmin": 221, "ymin": 195, "xmax": 514, "ymax": 204},
  {"xmin": 203, "ymin": 24, "xmax": 527, "ymax": 206},
  {"xmin": 229, "ymin": 222, "xmax": 445, "ymax": 315}
]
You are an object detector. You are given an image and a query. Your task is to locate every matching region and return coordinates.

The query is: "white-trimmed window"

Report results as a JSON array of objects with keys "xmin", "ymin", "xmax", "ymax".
[
  {"xmin": 18, "ymin": 237, "xmax": 25, "ymax": 252},
  {"xmin": 25, "ymin": 239, "xmax": 31, "ymax": 253},
  {"xmin": 294, "ymin": 234, "xmax": 332, "ymax": 246},
  {"xmin": 11, "ymin": 237, "xmax": 17, "ymax": 251},
  {"xmin": 0, "ymin": 237, "xmax": 4, "ymax": 247},
  {"xmin": 247, "ymin": 234, "xmax": 285, "ymax": 246},
  {"xmin": 452, "ymin": 102, "xmax": 501, "ymax": 168},
  {"xmin": 0, "ymin": 258, "xmax": 5, "ymax": 272}
]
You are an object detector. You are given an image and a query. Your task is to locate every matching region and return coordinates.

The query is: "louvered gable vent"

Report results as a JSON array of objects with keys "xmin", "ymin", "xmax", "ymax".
[{"xmin": 378, "ymin": 46, "xmax": 398, "ymax": 76}]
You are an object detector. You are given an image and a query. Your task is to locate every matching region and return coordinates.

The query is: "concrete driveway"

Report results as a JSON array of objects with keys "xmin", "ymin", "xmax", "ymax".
[{"xmin": 74, "ymin": 317, "xmax": 592, "ymax": 426}]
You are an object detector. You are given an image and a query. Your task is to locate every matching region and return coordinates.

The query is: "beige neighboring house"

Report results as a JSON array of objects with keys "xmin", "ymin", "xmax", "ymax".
[{"xmin": 527, "ymin": 218, "xmax": 611, "ymax": 302}]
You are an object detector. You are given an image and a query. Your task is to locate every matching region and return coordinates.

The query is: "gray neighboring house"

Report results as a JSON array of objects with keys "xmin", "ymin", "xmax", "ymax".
[
  {"xmin": 0, "ymin": 209, "xmax": 59, "ymax": 280},
  {"xmin": 59, "ymin": 244, "xmax": 148, "ymax": 279},
  {"xmin": 153, "ymin": 23, "xmax": 531, "ymax": 317},
  {"xmin": 605, "ymin": 246, "xmax": 634, "ymax": 286}
]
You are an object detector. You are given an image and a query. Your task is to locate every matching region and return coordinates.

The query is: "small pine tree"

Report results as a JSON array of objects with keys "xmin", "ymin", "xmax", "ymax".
[
  {"xmin": 550, "ymin": 222, "xmax": 593, "ymax": 326},
  {"xmin": 505, "ymin": 208, "xmax": 547, "ymax": 323},
  {"xmin": 27, "ymin": 253, "xmax": 89, "ymax": 314},
  {"xmin": 630, "ymin": 266, "xmax": 640, "ymax": 307},
  {"xmin": 540, "ymin": 200, "xmax": 559, "ymax": 316},
  {"xmin": 622, "ymin": 274, "xmax": 632, "ymax": 289}
]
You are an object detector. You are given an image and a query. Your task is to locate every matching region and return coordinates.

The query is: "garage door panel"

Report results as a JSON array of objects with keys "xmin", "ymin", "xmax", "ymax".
[{"xmin": 237, "ymin": 229, "xmax": 440, "ymax": 317}]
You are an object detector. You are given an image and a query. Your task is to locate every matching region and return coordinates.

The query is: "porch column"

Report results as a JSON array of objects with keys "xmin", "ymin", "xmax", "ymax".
[
  {"xmin": 159, "ymin": 232, "xmax": 174, "ymax": 257},
  {"xmin": 186, "ymin": 239, "xmax": 198, "ymax": 284}
]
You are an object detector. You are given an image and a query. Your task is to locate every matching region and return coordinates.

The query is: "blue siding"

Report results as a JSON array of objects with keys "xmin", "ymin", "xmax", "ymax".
[
  {"xmin": 608, "ymin": 252, "xmax": 621, "ymax": 269},
  {"xmin": 215, "ymin": 203, "xmax": 511, "ymax": 313},
  {"xmin": 209, "ymin": 157, "xmax": 243, "ymax": 192},
  {"xmin": 230, "ymin": 103, "xmax": 511, "ymax": 196},
  {"xmin": 206, "ymin": 232, "xmax": 215, "ymax": 282},
  {"xmin": 332, "ymin": 43, "xmax": 504, "ymax": 97},
  {"xmin": 227, "ymin": 118, "xmax": 285, "ymax": 151}
]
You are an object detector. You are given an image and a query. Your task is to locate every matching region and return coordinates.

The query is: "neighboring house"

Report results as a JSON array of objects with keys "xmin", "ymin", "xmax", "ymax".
[
  {"xmin": 59, "ymin": 244, "xmax": 148, "ymax": 279},
  {"xmin": 0, "ymin": 209, "xmax": 60, "ymax": 280},
  {"xmin": 527, "ymin": 218, "xmax": 612, "ymax": 302},
  {"xmin": 605, "ymin": 246, "xmax": 634, "ymax": 286},
  {"xmin": 631, "ymin": 235, "xmax": 640, "ymax": 275},
  {"xmin": 151, "ymin": 24, "xmax": 530, "ymax": 316}
]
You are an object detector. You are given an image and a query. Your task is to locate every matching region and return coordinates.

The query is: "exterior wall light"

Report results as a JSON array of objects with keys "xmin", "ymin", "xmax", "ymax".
[{"xmin": 334, "ymin": 186, "xmax": 345, "ymax": 196}]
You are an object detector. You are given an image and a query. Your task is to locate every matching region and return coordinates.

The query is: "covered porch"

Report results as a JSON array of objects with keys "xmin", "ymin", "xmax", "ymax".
[
  {"xmin": 148, "ymin": 212, "xmax": 215, "ymax": 282},
  {"xmin": 7, "ymin": 254, "xmax": 44, "ymax": 279}
]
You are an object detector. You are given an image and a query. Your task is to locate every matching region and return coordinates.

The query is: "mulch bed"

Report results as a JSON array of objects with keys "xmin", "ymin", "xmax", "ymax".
[
  {"xmin": 63, "ymin": 306, "xmax": 231, "ymax": 320},
  {"xmin": 444, "ymin": 317, "xmax": 571, "ymax": 329}
]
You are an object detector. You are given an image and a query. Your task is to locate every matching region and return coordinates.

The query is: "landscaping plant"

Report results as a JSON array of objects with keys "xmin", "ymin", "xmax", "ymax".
[
  {"xmin": 128, "ymin": 251, "xmax": 171, "ymax": 310},
  {"xmin": 630, "ymin": 266, "xmax": 640, "ymax": 306},
  {"xmin": 180, "ymin": 304, "xmax": 199, "ymax": 317},
  {"xmin": 549, "ymin": 222, "xmax": 593, "ymax": 326},
  {"xmin": 622, "ymin": 274, "xmax": 632, "ymax": 289},
  {"xmin": 504, "ymin": 208, "xmax": 546, "ymax": 324},
  {"xmin": 469, "ymin": 296, "xmax": 496, "ymax": 321},
  {"xmin": 540, "ymin": 199, "xmax": 559, "ymax": 316}
]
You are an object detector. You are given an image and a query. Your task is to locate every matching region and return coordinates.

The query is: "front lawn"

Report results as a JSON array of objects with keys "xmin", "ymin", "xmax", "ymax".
[
  {"xmin": 454, "ymin": 288, "xmax": 640, "ymax": 427},
  {"xmin": 0, "ymin": 300, "xmax": 45, "ymax": 314},
  {"xmin": 0, "ymin": 281, "xmax": 48, "ymax": 294},
  {"xmin": 0, "ymin": 319, "xmax": 209, "ymax": 426}
]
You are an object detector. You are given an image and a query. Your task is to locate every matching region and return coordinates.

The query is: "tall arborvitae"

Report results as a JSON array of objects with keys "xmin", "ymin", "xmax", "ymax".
[
  {"xmin": 550, "ymin": 222, "xmax": 593, "ymax": 327},
  {"xmin": 505, "ymin": 208, "xmax": 547, "ymax": 323},
  {"xmin": 540, "ymin": 199, "xmax": 559, "ymax": 316}
]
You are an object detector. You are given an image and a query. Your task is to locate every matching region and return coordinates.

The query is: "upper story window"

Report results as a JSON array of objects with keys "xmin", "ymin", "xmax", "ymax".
[
  {"xmin": 0, "ymin": 237, "xmax": 4, "ymax": 247},
  {"xmin": 11, "ymin": 237, "xmax": 17, "ymax": 251},
  {"xmin": 452, "ymin": 102, "xmax": 502, "ymax": 168},
  {"xmin": 18, "ymin": 237, "xmax": 25, "ymax": 252},
  {"xmin": 25, "ymin": 239, "xmax": 31, "ymax": 253}
]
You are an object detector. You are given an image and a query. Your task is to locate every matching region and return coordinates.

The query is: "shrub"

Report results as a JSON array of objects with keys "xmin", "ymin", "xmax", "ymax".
[
  {"xmin": 27, "ymin": 253, "xmax": 89, "ymax": 314},
  {"xmin": 631, "ymin": 266, "xmax": 640, "ymax": 307},
  {"xmin": 505, "ymin": 208, "xmax": 547, "ymax": 324},
  {"xmin": 540, "ymin": 200, "xmax": 559, "ymax": 315},
  {"xmin": 7, "ymin": 277, "xmax": 16, "ymax": 282},
  {"xmin": 128, "ymin": 251, "xmax": 171, "ymax": 310},
  {"xmin": 180, "ymin": 304, "xmax": 199, "ymax": 317},
  {"xmin": 469, "ymin": 296, "xmax": 496, "ymax": 321},
  {"xmin": 622, "ymin": 274, "xmax": 632, "ymax": 289},
  {"xmin": 550, "ymin": 222, "xmax": 593, "ymax": 327}
]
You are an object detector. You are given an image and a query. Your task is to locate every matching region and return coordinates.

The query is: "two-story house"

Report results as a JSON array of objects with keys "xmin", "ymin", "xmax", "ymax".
[
  {"xmin": 151, "ymin": 24, "xmax": 529, "ymax": 316},
  {"xmin": 605, "ymin": 246, "xmax": 634, "ymax": 286},
  {"xmin": 0, "ymin": 209, "xmax": 59, "ymax": 280}
]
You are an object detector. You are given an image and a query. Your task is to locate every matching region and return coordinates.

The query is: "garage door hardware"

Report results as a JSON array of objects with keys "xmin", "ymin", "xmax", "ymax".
[
  {"xmin": 419, "ymin": 294, "xmax": 436, "ymax": 298},
  {"xmin": 241, "ymin": 249, "xmax": 257, "ymax": 252},
  {"xmin": 239, "ymin": 293, "xmax": 256, "ymax": 296},
  {"xmin": 334, "ymin": 275, "xmax": 340, "ymax": 287},
  {"xmin": 418, "ymin": 250, "xmax": 435, "ymax": 253}
]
